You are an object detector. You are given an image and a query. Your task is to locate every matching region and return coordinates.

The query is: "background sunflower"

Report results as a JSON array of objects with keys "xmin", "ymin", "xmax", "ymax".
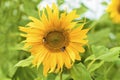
[
  {"xmin": 107, "ymin": 0, "xmax": 120, "ymax": 23},
  {"xmin": 0, "ymin": 0, "xmax": 120, "ymax": 80}
]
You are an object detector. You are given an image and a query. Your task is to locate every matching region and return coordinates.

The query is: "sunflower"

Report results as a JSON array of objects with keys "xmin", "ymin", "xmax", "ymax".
[
  {"xmin": 107, "ymin": 0, "xmax": 120, "ymax": 23},
  {"xmin": 19, "ymin": 4, "xmax": 89, "ymax": 76}
]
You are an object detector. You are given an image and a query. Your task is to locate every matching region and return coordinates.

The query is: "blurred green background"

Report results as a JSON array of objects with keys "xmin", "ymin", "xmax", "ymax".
[{"xmin": 0, "ymin": 0, "xmax": 120, "ymax": 80}]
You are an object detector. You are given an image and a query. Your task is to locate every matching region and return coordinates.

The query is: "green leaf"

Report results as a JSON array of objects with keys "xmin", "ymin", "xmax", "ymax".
[
  {"xmin": 35, "ymin": 73, "xmax": 57, "ymax": 80},
  {"xmin": 88, "ymin": 46, "xmax": 120, "ymax": 62},
  {"xmin": 91, "ymin": 45, "xmax": 109, "ymax": 57},
  {"xmin": 46, "ymin": 73, "xmax": 57, "ymax": 80},
  {"xmin": 12, "ymin": 67, "xmax": 37, "ymax": 80},
  {"xmin": 101, "ymin": 1, "xmax": 108, "ymax": 5},
  {"xmin": 15, "ymin": 56, "xmax": 33, "ymax": 67},
  {"xmin": 70, "ymin": 63, "xmax": 92, "ymax": 80},
  {"xmin": 35, "ymin": 65, "xmax": 57, "ymax": 80},
  {"xmin": 85, "ymin": 55, "xmax": 95, "ymax": 62},
  {"xmin": 76, "ymin": 3, "xmax": 88, "ymax": 15},
  {"xmin": 85, "ymin": 45, "xmax": 109, "ymax": 63},
  {"xmin": 97, "ymin": 47, "xmax": 120, "ymax": 61},
  {"xmin": 88, "ymin": 28, "xmax": 110, "ymax": 45},
  {"xmin": 55, "ymin": 73, "xmax": 70, "ymax": 80},
  {"xmin": 87, "ymin": 60, "xmax": 104, "ymax": 73},
  {"xmin": 85, "ymin": 46, "xmax": 120, "ymax": 73},
  {"xmin": 57, "ymin": 0, "xmax": 64, "ymax": 6},
  {"xmin": 0, "ymin": 0, "xmax": 40, "ymax": 80}
]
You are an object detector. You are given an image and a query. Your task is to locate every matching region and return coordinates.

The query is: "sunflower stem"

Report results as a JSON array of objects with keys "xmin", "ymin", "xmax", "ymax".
[{"xmin": 60, "ymin": 72, "xmax": 62, "ymax": 80}]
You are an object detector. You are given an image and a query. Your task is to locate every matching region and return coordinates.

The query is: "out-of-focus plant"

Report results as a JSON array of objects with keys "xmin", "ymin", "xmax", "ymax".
[
  {"xmin": 0, "ymin": 0, "xmax": 40, "ymax": 80},
  {"xmin": 0, "ymin": 0, "xmax": 120, "ymax": 80}
]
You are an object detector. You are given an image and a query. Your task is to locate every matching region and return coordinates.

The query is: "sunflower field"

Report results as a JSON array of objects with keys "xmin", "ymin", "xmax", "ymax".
[{"xmin": 0, "ymin": 0, "xmax": 120, "ymax": 80}]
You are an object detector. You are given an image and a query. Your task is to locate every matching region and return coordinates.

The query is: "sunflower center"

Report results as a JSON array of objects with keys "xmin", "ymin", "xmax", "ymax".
[
  {"xmin": 117, "ymin": 1, "xmax": 120, "ymax": 14},
  {"xmin": 44, "ymin": 31, "xmax": 67, "ymax": 51},
  {"xmin": 118, "ymin": 5, "xmax": 120, "ymax": 14}
]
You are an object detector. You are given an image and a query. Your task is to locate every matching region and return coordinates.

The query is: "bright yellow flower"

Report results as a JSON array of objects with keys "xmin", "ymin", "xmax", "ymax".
[
  {"xmin": 107, "ymin": 0, "xmax": 120, "ymax": 23},
  {"xmin": 19, "ymin": 4, "xmax": 89, "ymax": 76}
]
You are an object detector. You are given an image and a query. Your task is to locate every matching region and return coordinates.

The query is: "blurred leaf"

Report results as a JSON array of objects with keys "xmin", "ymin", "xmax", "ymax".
[
  {"xmin": 0, "ymin": 0, "xmax": 120, "ymax": 80},
  {"xmin": 76, "ymin": 3, "xmax": 88, "ymax": 15},
  {"xmin": 46, "ymin": 73, "xmax": 57, "ymax": 80},
  {"xmin": 34, "ymin": 65, "xmax": 57, "ymax": 80},
  {"xmin": 15, "ymin": 56, "xmax": 33, "ymax": 67},
  {"xmin": 70, "ymin": 63, "xmax": 92, "ymax": 80},
  {"xmin": 57, "ymin": 0, "xmax": 64, "ymax": 6},
  {"xmin": 87, "ymin": 60, "xmax": 104, "ymax": 73},
  {"xmin": 0, "ymin": 0, "xmax": 40, "ymax": 80},
  {"xmin": 55, "ymin": 73, "xmax": 70, "ymax": 80},
  {"xmin": 90, "ymin": 46, "xmax": 120, "ymax": 62},
  {"xmin": 101, "ymin": 1, "xmax": 108, "ymax": 6},
  {"xmin": 92, "ymin": 61, "xmax": 120, "ymax": 80},
  {"xmin": 85, "ymin": 45, "xmax": 120, "ymax": 73},
  {"xmin": 91, "ymin": 45, "xmax": 109, "ymax": 57},
  {"xmin": 85, "ymin": 45, "xmax": 109, "ymax": 62},
  {"xmin": 12, "ymin": 67, "xmax": 37, "ymax": 80},
  {"xmin": 22, "ymin": 0, "xmax": 40, "ymax": 17},
  {"xmin": 97, "ymin": 47, "xmax": 120, "ymax": 61},
  {"xmin": 85, "ymin": 55, "xmax": 95, "ymax": 62},
  {"xmin": 88, "ymin": 28, "xmax": 110, "ymax": 46}
]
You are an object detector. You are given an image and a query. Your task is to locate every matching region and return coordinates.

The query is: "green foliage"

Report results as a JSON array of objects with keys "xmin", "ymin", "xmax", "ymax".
[
  {"xmin": 12, "ymin": 67, "xmax": 37, "ymax": 80},
  {"xmin": 85, "ymin": 46, "xmax": 120, "ymax": 74},
  {"xmin": 0, "ymin": 0, "xmax": 120, "ymax": 80},
  {"xmin": 70, "ymin": 63, "xmax": 92, "ymax": 80},
  {"xmin": 101, "ymin": 1, "xmax": 108, "ymax": 6},
  {"xmin": 75, "ymin": 3, "xmax": 88, "ymax": 15},
  {"xmin": 88, "ymin": 28, "xmax": 110, "ymax": 46},
  {"xmin": 15, "ymin": 56, "xmax": 33, "ymax": 67},
  {"xmin": 86, "ymin": 46, "xmax": 120, "ymax": 62},
  {"xmin": 0, "ymin": 0, "xmax": 40, "ymax": 80},
  {"xmin": 57, "ymin": 0, "xmax": 64, "ymax": 6}
]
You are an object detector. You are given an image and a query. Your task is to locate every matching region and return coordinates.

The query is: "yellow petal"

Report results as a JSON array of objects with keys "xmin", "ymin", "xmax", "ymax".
[
  {"xmin": 69, "ymin": 46, "xmax": 81, "ymax": 60},
  {"xmin": 29, "ymin": 16, "xmax": 41, "ymax": 23},
  {"xmin": 70, "ymin": 28, "xmax": 89, "ymax": 44},
  {"xmin": 52, "ymin": 3, "xmax": 59, "ymax": 20},
  {"xmin": 66, "ymin": 10, "xmax": 79, "ymax": 22},
  {"xmin": 69, "ymin": 43, "xmax": 85, "ymax": 53},
  {"xmin": 75, "ymin": 53, "xmax": 81, "ymax": 60},
  {"xmin": 30, "ymin": 45, "xmax": 44, "ymax": 54},
  {"xmin": 56, "ymin": 52, "xmax": 64, "ymax": 70},
  {"xmin": 55, "ymin": 64, "xmax": 60, "ymax": 73},
  {"xmin": 63, "ymin": 51, "xmax": 72, "ymax": 68},
  {"xmin": 70, "ymin": 39, "xmax": 88, "ymax": 44},
  {"xmin": 19, "ymin": 26, "xmax": 42, "ymax": 34},
  {"xmin": 46, "ymin": 5, "xmax": 53, "ymax": 21},
  {"xmin": 65, "ymin": 22, "xmax": 77, "ymax": 29},
  {"xmin": 52, "ymin": 3, "xmax": 60, "ymax": 28},
  {"xmin": 43, "ymin": 64, "xmax": 50, "ymax": 76},
  {"xmin": 60, "ymin": 12, "xmax": 68, "ymax": 29},
  {"xmin": 37, "ymin": 50, "xmax": 48, "ymax": 68},
  {"xmin": 26, "ymin": 22, "xmax": 44, "ymax": 30},
  {"xmin": 32, "ymin": 46, "xmax": 47, "ymax": 65},
  {"xmin": 66, "ymin": 46, "xmax": 76, "ymax": 62},
  {"xmin": 70, "ymin": 24, "xmax": 85, "ymax": 33},
  {"xmin": 43, "ymin": 53, "xmax": 51, "ymax": 76},
  {"xmin": 70, "ymin": 29, "xmax": 89, "ymax": 39},
  {"xmin": 41, "ymin": 10, "xmax": 49, "ymax": 26},
  {"xmin": 25, "ymin": 37, "xmax": 42, "ymax": 42},
  {"xmin": 24, "ymin": 42, "xmax": 40, "ymax": 49},
  {"xmin": 20, "ymin": 33, "xmax": 27, "ymax": 37},
  {"xmin": 49, "ymin": 53, "xmax": 57, "ymax": 73}
]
